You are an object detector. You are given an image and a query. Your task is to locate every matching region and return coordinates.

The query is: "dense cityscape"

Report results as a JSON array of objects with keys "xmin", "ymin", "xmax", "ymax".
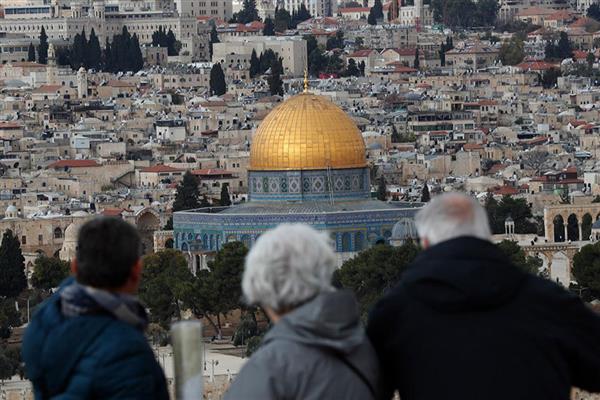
[{"xmin": 1, "ymin": 0, "xmax": 600, "ymax": 397}]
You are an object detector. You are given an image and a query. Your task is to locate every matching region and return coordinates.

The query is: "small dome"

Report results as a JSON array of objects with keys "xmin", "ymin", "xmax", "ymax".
[
  {"xmin": 392, "ymin": 218, "xmax": 418, "ymax": 241},
  {"xmin": 5, "ymin": 205, "xmax": 18, "ymax": 219},
  {"xmin": 6, "ymin": 205, "xmax": 17, "ymax": 213},
  {"xmin": 72, "ymin": 210, "xmax": 88, "ymax": 217}
]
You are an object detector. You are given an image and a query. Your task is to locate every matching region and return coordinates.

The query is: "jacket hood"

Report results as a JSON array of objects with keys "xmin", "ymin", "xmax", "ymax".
[
  {"xmin": 264, "ymin": 290, "xmax": 365, "ymax": 355},
  {"xmin": 22, "ymin": 278, "xmax": 112, "ymax": 396},
  {"xmin": 402, "ymin": 236, "xmax": 526, "ymax": 312}
]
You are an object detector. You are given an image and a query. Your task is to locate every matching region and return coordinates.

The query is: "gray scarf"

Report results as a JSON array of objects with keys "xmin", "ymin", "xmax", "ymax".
[{"xmin": 60, "ymin": 281, "xmax": 148, "ymax": 330}]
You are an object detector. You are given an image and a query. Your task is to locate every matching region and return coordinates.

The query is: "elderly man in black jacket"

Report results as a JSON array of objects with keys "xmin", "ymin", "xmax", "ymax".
[{"xmin": 367, "ymin": 192, "xmax": 600, "ymax": 400}]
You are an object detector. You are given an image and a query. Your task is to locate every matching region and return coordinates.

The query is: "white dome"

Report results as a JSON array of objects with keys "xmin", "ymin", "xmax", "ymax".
[
  {"xmin": 72, "ymin": 210, "xmax": 89, "ymax": 217},
  {"xmin": 6, "ymin": 205, "xmax": 17, "ymax": 213}
]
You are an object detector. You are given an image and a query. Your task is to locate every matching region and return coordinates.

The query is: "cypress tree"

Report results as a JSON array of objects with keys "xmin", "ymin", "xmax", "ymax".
[
  {"xmin": 103, "ymin": 38, "xmax": 113, "ymax": 72},
  {"xmin": 210, "ymin": 63, "xmax": 227, "ymax": 96},
  {"xmin": 88, "ymin": 28, "xmax": 102, "ymax": 69},
  {"xmin": 0, "ymin": 230, "xmax": 26, "ymax": 298},
  {"xmin": 359, "ymin": 60, "xmax": 366, "ymax": 76},
  {"xmin": 173, "ymin": 171, "xmax": 201, "ymax": 211},
  {"xmin": 249, "ymin": 49, "xmax": 260, "ymax": 78},
  {"xmin": 268, "ymin": 57, "xmax": 284, "ymax": 96},
  {"xmin": 38, "ymin": 26, "xmax": 48, "ymax": 64},
  {"xmin": 167, "ymin": 29, "xmax": 178, "ymax": 56},
  {"xmin": 346, "ymin": 58, "xmax": 360, "ymax": 77},
  {"xmin": 262, "ymin": 17, "xmax": 275, "ymax": 35},
  {"xmin": 131, "ymin": 33, "xmax": 144, "ymax": 71},
  {"xmin": 377, "ymin": 176, "xmax": 387, "ymax": 201},
  {"xmin": 220, "ymin": 183, "xmax": 232, "ymax": 206},
  {"xmin": 27, "ymin": 43, "xmax": 36, "ymax": 62},
  {"xmin": 421, "ymin": 184, "xmax": 431, "ymax": 202},
  {"xmin": 413, "ymin": 47, "xmax": 420, "ymax": 69}
]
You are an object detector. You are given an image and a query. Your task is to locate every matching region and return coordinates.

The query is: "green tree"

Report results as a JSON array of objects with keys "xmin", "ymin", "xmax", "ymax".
[
  {"xmin": 139, "ymin": 249, "xmax": 194, "ymax": 328},
  {"xmin": 587, "ymin": 51, "xmax": 595, "ymax": 71},
  {"xmin": 209, "ymin": 24, "xmax": 220, "ymax": 58},
  {"xmin": 421, "ymin": 184, "xmax": 430, "ymax": 202},
  {"xmin": 249, "ymin": 49, "xmax": 260, "ymax": 78},
  {"xmin": 220, "ymin": 183, "xmax": 232, "ymax": 206},
  {"xmin": 334, "ymin": 242, "xmax": 419, "ymax": 319},
  {"xmin": 377, "ymin": 176, "xmax": 387, "ymax": 201},
  {"xmin": 485, "ymin": 195, "xmax": 538, "ymax": 234},
  {"xmin": 308, "ymin": 47, "xmax": 327, "ymax": 76},
  {"xmin": 166, "ymin": 29, "xmax": 179, "ymax": 56},
  {"xmin": 27, "ymin": 43, "xmax": 36, "ymax": 62},
  {"xmin": 326, "ymin": 31, "xmax": 344, "ymax": 50},
  {"xmin": 263, "ymin": 17, "xmax": 275, "ymax": 35},
  {"xmin": 131, "ymin": 33, "xmax": 144, "ymax": 71},
  {"xmin": 359, "ymin": 60, "xmax": 366, "ymax": 76},
  {"xmin": 499, "ymin": 36, "xmax": 524, "ymax": 65},
  {"xmin": 541, "ymin": 68, "xmax": 561, "ymax": 88},
  {"xmin": 588, "ymin": 3, "xmax": 600, "ymax": 20},
  {"xmin": 346, "ymin": 58, "xmax": 360, "ymax": 77},
  {"xmin": 210, "ymin": 63, "xmax": 227, "ymax": 96},
  {"xmin": 87, "ymin": 28, "xmax": 102, "ymax": 69},
  {"xmin": 173, "ymin": 171, "xmax": 201, "ymax": 211},
  {"xmin": 0, "ymin": 298, "xmax": 20, "ymax": 339},
  {"xmin": 236, "ymin": 0, "xmax": 260, "ymax": 23},
  {"xmin": 274, "ymin": 7, "xmax": 291, "ymax": 32},
  {"xmin": 0, "ymin": 230, "xmax": 26, "ymax": 298},
  {"xmin": 31, "ymin": 255, "xmax": 70, "ymax": 290},
  {"xmin": 573, "ymin": 242, "xmax": 600, "ymax": 292},
  {"xmin": 413, "ymin": 47, "xmax": 420, "ymax": 69},
  {"xmin": 368, "ymin": 0, "xmax": 384, "ymax": 25},
  {"xmin": 557, "ymin": 31, "xmax": 573, "ymax": 59},
  {"xmin": 195, "ymin": 242, "xmax": 248, "ymax": 338},
  {"xmin": 304, "ymin": 34, "xmax": 318, "ymax": 60},
  {"xmin": 496, "ymin": 240, "xmax": 542, "ymax": 275},
  {"xmin": 296, "ymin": 3, "xmax": 312, "ymax": 23},
  {"xmin": 268, "ymin": 57, "xmax": 284, "ymax": 96},
  {"xmin": 38, "ymin": 26, "xmax": 48, "ymax": 64}
]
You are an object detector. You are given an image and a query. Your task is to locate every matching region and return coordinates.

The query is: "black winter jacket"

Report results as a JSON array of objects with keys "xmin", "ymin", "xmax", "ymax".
[{"xmin": 367, "ymin": 236, "xmax": 600, "ymax": 400}]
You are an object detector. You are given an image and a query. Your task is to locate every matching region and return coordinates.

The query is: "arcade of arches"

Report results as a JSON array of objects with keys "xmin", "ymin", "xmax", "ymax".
[{"xmin": 544, "ymin": 204, "xmax": 600, "ymax": 243}]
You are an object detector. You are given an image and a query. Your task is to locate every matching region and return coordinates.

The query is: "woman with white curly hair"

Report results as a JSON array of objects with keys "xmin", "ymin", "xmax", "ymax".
[{"xmin": 224, "ymin": 223, "xmax": 380, "ymax": 400}]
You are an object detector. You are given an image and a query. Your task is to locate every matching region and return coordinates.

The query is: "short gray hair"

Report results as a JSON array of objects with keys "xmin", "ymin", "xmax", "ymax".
[
  {"xmin": 415, "ymin": 192, "xmax": 491, "ymax": 246},
  {"xmin": 242, "ymin": 223, "xmax": 336, "ymax": 312}
]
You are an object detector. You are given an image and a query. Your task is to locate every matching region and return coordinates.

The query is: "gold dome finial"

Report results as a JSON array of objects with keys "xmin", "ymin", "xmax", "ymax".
[{"xmin": 303, "ymin": 68, "xmax": 308, "ymax": 93}]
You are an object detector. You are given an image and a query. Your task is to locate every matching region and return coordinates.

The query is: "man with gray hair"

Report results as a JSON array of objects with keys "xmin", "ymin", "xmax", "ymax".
[{"xmin": 367, "ymin": 192, "xmax": 600, "ymax": 400}]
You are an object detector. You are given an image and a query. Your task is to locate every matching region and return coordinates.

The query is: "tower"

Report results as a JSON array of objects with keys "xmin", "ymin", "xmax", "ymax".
[
  {"xmin": 77, "ymin": 67, "xmax": 88, "ymax": 99},
  {"xmin": 46, "ymin": 43, "xmax": 58, "ymax": 85}
]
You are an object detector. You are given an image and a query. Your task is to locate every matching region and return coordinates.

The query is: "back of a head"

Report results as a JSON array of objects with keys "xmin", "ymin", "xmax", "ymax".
[
  {"xmin": 76, "ymin": 217, "xmax": 142, "ymax": 289},
  {"xmin": 242, "ymin": 223, "xmax": 336, "ymax": 313},
  {"xmin": 415, "ymin": 192, "xmax": 491, "ymax": 247}
]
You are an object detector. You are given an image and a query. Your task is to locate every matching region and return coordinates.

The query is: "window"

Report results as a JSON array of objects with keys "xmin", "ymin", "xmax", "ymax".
[
  {"xmin": 21, "ymin": 236, "xmax": 26, "ymax": 245},
  {"xmin": 54, "ymin": 227, "xmax": 62, "ymax": 239},
  {"xmin": 38, "ymin": 234, "xmax": 43, "ymax": 244}
]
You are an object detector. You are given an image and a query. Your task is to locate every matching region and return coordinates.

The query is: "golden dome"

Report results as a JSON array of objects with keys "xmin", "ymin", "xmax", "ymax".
[{"xmin": 250, "ymin": 93, "xmax": 367, "ymax": 171}]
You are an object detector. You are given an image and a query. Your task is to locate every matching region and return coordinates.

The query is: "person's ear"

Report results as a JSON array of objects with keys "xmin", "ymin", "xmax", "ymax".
[
  {"xmin": 70, "ymin": 259, "xmax": 77, "ymax": 276},
  {"xmin": 130, "ymin": 259, "xmax": 143, "ymax": 285}
]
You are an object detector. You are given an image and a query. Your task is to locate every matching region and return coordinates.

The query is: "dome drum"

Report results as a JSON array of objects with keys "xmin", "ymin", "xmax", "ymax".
[{"xmin": 248, "ymin": 168, "xmax": 370, "ymax": 202}]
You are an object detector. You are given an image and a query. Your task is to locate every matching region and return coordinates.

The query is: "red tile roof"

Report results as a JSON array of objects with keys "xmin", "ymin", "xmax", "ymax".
[
  {"xmin": 102, "ymin": 208, "xmax": 124, "ymax": 217},
  {"xmin": 516, "ymin": 60, "xmax": 557, "ymax": 71},
  {"xmin": 48, "ymin": 159, "xmax": 100, "ymax": 169},
  {"xmin": 339, "ymin": 7, "xmax": 369, "ymax": 12},
  {"xmin": 0, "ymin": 122, "xmax": 22, "ymax": 129},
  {"xmin": 348, "ymin": 49, "xmax": 374, "ymax": 58}
]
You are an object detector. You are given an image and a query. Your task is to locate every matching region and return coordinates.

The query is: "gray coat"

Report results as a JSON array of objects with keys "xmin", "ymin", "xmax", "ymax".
[{"xmin": 224, "ymin": 290, "xmax": 380, "ymax": 400}]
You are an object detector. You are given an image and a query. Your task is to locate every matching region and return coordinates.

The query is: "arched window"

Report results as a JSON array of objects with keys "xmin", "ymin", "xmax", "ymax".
[
  {"xmin": 54, "ymin": 227, "xmax": 63, "ymax": 239},
  {"xmin": 341, "ymin": 233, "xmax": 352, "ymax": 252}
]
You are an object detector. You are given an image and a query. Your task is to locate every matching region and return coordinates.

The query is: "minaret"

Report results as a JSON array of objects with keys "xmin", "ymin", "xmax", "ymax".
[
  {"xmin": 77, "ymin": 67, "xmax": 88, "ymax": 99},
  {"xmin": 46, "ymin": 43, "xmax": 58, "ymax": 85}
]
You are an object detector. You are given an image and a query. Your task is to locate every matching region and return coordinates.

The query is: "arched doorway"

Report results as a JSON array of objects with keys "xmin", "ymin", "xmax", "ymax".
[
  {"xmin": 136, "ymin": 209, "xmax": 161, "ymax": 254},
  {"xmin": 165, "ymin": 238, "xmax": 174, "ymax": 249},
  {"xmin": 567, "ymin": 214, "xmax": 579, "ymax": 241},
  {"xmin": 550, "ymin": 252, "xmax": 569, "ymax": 286},
  {"xmin": 553, "ymin": 215, "xmax": 565, "ymax": 242}
]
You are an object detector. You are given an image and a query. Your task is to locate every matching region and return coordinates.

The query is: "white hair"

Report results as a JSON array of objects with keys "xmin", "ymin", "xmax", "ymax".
[
  {"xmin": 415, "ymin": 192, "xmax": 491, "ymax": 246},
  {"xmin": 242, "ymin": 223, "xmax": 337, "ymax": 313}
]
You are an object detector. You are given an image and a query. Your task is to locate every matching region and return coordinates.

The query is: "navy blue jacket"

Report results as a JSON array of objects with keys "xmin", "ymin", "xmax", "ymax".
[
  {"xmin": 368, "ymin": 237, "xmax": 600, "ymax": 400},
  {"xmin": 22, "ymin": 281, "xmax": 169, "ymax": 400}
]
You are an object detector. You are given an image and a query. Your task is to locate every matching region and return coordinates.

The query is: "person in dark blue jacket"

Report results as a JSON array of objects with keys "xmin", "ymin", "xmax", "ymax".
[
  {"xmin": 367, "ymin": 193, "xmax": 600, "ymax": 400},
  {"xmin": 22, "ymin": 217, "xmax": 169, "ymax": 400}
]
